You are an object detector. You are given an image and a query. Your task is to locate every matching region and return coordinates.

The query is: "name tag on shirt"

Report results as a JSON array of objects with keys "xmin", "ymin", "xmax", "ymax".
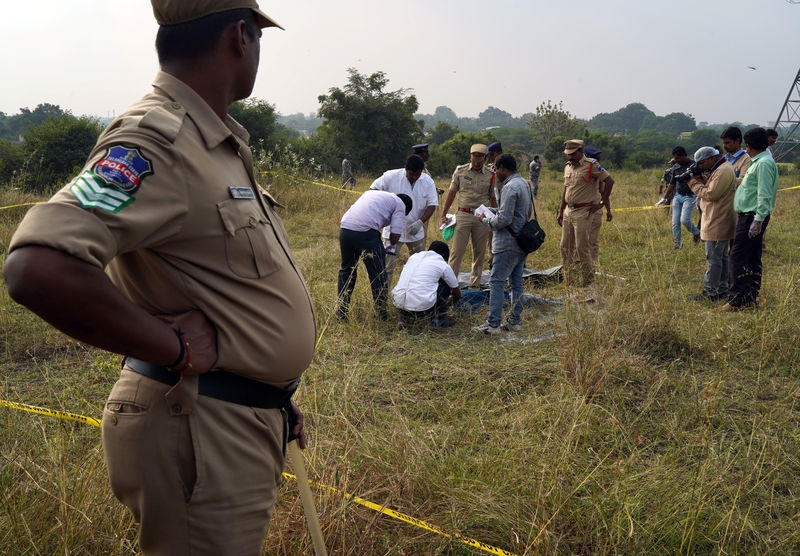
[{"xmin": 229, "ymin": 186, "xmax": 255, "ymax": 199}]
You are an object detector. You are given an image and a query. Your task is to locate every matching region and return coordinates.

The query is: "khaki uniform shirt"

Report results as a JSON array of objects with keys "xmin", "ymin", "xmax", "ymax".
[
  {"xmin": 9, "ymin": 72, "xmax": 316, "ymax": 384},
  {"xmin": 689, "ymin": 160, "xmax": 737, "ymax": 241},
  {"xmin": 563, "ymin": 155, "xmax": 610, "ymax": 205},
  {"xmin": 449, "ymin": 163, "xmax": 494, "ymax": 209}
]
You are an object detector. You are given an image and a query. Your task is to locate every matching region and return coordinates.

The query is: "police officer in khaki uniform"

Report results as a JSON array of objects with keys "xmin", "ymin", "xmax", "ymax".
[
  {"xmin": 440, "ymin": 143, "xmax": 496, "ymax": 288},
  {"xmin": 4, "ymin": 2, "xmax": 315, "ymax": 554},
  {"xmin": 557, "ymin": 139, "xmax": 615, "ymax": 286}
]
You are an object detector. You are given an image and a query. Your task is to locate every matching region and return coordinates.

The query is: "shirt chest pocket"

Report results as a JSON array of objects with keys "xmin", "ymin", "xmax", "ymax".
[{"xmin": 217, "ymin": 198, "xmax": 282, "ymax": 279}]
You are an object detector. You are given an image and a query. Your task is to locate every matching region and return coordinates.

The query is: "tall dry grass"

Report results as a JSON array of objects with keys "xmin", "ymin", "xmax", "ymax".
[{"xmin": 1, "ymin": 165, "xmax": 799, "ymax": 554}]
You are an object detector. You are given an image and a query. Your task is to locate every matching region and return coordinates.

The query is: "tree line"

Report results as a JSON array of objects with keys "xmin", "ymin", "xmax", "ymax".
[{"xmin": 0, "ymin": 69, "xmax": 782, "ymax": 192}]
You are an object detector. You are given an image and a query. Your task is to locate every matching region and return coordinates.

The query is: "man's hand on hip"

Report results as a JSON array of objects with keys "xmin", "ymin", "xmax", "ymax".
[{"xmin": 157, "ymin": 310, "xmax": 218, "ymax": 375}]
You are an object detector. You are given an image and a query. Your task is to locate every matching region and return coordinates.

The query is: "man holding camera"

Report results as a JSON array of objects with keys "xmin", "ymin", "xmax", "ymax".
[
  {"xmin": 663, "ymin": 146, "xmax": 700, "ymax": 249},
  {"xmin": 687, "ymin": 147, "xmax": 737, "ymax": 302}
]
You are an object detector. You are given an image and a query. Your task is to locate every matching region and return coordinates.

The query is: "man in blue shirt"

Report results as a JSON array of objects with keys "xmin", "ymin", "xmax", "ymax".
[{"xmin": 473, "ymin": 154, "xmax": 532, "ymax": 334}]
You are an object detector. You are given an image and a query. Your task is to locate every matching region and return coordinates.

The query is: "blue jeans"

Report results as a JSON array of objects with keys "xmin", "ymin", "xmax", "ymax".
[
  {"xmin": 488, "ymin": 249, "xmax": 527, "ymax": 327},
  {"xmin": 703, "ymin": 240, "xmax": 730, "ymax": 298},
  {"xmin": 672, "ymin": 193, "xmax": 699, "ymax": 247}
]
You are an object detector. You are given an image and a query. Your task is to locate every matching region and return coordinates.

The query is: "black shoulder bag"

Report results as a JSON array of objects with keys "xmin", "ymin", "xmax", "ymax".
[{"xmin": 509, "ymin": 181, "xmax": 546, "ymax": 254}]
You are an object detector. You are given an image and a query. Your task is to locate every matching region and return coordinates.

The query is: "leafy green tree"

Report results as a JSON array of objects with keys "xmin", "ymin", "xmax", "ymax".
[
  {"xmin": 589, "ymin": 103, "xmax": 655, "ymax": 134},
  {"xmin": 0, "ymin": 139, "xmax": 24, "ymax": 184},
  {"xmin": 493, "ymin": 127, "xmax": 536, "ymax": 153},
  {"xmin": 640, "ymin": 112, "xmax": 696, "ymax": 134},
  {"xmin": 581, "ymin": 131, "xmax": 628, "ymax": 168},
  {"xmin": 21, "ymin": 114, "xmax": 103, "ymax": 192},
  {"xmin": 229, "ymin": 98, "xmax": 296, "ymax": 149},
  {"xmin": 477, "ymin": 106, "xmax": 516, "ymax": 128},
  {"xmin": 427, "ymin": 131, "xmax": 497, "ymax": 177},
  {"xmin": 630, "ymin": 150, "xmax": 666, "ymax": 168},
  {"xmin": 628, "ymin": 129, "xmax": 676, "ymax": 153},
  {"xmin": 526, "ymin": 100, "xmax": 586, "ymax": 151},
  {"xmin": 316, "ymin": 68, "xmax": 423, "ymax": 174},
  {"xmin": 543, "ymin": 135, "xmax": 569, "ymax": 170},
  {"xmin": 433, "ymin": 106, "xmax": 458, "ymax": 125},
  {"xmin": 427, "ymin": 121, "xmax": 459, "ymax": 145}
]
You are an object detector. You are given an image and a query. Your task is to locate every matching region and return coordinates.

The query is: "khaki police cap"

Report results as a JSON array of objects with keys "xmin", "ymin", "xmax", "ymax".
[
  {"xmin": 151, "ymin": 0, "xmax": 284, "ymax": 29},
  {"xmin": 564, "ymin": 139, "xmax": 584, "ymax": 154},
  {"xmin": 470, "ymin": 144, "xmax": 488, "ymax": 155}
]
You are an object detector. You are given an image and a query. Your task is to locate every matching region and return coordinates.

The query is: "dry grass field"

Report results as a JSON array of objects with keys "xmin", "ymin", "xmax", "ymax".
[{"xmin": 1, "ymin": 164, "xmax": 799, "ymax": 554}]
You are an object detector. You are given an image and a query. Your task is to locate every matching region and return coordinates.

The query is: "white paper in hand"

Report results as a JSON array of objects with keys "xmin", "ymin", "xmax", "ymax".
[{"xmin": 475, "ymin": 205, "xmax": 496, "ymax": 218}]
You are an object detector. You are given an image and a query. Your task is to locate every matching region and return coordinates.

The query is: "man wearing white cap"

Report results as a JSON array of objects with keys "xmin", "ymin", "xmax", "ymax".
[
  {"xmin": 5, "ymin": 2, "xmax": 314, "ymax": 553},
  {"xmin": 688, "ymin": 147, "xmax": 736, "ymax": 301}
]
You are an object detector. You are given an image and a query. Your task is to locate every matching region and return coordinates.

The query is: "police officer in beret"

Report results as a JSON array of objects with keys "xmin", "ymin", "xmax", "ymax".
[{"xmin": 4, "ymin": 1, "xmax": 315, "ymax": 554}]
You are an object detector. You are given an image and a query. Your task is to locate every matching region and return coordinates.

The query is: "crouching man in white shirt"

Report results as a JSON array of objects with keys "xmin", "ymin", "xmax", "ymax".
[{"xmin": 391, "ymin": 241, "xmax": 461, "ymax": 327}]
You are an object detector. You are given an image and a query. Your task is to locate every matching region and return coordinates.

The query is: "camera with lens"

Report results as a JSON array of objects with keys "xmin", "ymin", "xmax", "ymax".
[{"xmin": 688, "ymin": 162, "xmax": 704, "ymax": 177}]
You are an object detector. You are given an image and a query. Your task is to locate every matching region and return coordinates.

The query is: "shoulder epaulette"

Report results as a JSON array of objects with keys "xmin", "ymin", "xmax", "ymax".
[{"xmin": 137, "ymin": 100, "xmax": 187, "ymax": 144}]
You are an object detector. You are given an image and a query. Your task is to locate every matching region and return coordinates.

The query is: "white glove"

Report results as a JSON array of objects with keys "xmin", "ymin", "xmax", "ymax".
[
  {"xmin": 654, "ymin": 197, "xmax": 667, "ymax": 207},
  {"xmin": 405, "ymin": 219, "xmax": 423, "ymax": 236},
  {"xmin": 748, "ymin": 219, "xmax": 762, "ymax": 239}
]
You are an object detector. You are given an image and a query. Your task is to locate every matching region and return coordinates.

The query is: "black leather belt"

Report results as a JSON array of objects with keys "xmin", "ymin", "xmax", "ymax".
[{"xmin": 125, "ymin": 358, "xmax": 296, "ymax": 409}]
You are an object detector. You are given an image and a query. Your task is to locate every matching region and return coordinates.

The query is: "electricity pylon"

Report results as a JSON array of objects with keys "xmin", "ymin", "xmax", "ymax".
[{"xmin": 771, "ymin": 66, "xmax": 800, "ymax": 162}]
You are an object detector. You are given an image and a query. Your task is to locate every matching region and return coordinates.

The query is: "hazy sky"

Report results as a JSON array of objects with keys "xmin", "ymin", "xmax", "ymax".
[{"xmin": 2, "ymin": 0, "xmax": 799, "ymax": 125}]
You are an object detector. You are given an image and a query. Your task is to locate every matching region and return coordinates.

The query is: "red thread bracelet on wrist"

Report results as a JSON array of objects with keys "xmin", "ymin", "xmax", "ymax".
[{"xmin": 168, "ymin": 329, "xmax": 192, "ymax": 375}]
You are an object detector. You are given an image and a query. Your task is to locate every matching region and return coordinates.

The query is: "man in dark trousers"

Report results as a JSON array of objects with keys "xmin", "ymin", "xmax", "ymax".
[
  {"xmin": 722, "ymin": 127, "xmax": 778, "ymax": 311},
  {"xmin": 336, "ymin": 190, "xmax": 412, "ymax": 320}
]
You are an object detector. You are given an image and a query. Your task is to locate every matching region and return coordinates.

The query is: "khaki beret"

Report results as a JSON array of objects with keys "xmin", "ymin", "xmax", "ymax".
[
  {"xmin": 151, "ymin": 0, "xmax": 283, "ymax": 29},
  {"xmin": 564, "ymin": 139, "xmax": 584, "ymax": 154},
  {"xmin": 470, "ymin": 144, "xmax": 488, "ymax": 155}
]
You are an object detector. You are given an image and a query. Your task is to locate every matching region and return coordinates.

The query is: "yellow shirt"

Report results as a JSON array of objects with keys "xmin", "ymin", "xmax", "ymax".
[{"xmin": 9, "ymin": 72, "xmax": 316, "ymax": 383}]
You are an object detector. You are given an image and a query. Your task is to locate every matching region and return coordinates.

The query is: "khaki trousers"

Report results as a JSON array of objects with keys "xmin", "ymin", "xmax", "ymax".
[
  {"xmin": 102, "ymin": 369, "xmax": 286, "ymax": 556},
  {"xmin": 448, "ymin": 211, "xmax": 490, "ymax": 288},
  {"xmin": 560, "ymin": 207, "xmax": 602, "ymax": 285},
  {"xmin": 385, "ymin": 237, "xmax": 426, "ymax": 285}
]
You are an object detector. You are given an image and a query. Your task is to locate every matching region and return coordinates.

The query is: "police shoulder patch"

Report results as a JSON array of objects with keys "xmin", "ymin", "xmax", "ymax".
[{"xmin": 91, "ymin": 145, "xmax": 153, "ymax": 194}]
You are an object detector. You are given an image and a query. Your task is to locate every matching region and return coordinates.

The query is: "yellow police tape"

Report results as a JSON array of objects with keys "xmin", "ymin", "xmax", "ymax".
[
  {"xmin": 263, "ymin": 171, "xmax": 360, "ymax": 195},
  {"xmin": 0, "ymin": 399, "xmax": 102, "ymax": 427},
  {"xmin": 1, "ymin": 398, "xmax": 518, "ymax": 556},
  {"xmin": 0, "ymin": 201, "xmax": 42, "ymax": 211},
  {"xmin": 281, "ymin": 472, "xmax": 518, "ymax": 555}
]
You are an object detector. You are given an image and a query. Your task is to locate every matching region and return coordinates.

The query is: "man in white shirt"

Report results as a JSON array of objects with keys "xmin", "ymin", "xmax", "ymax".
[
  {"xmin": 337, "ymin": 191, "xmax": 413, "ymax": 321},
  {"xmin": 370, "ymin": 154, "xmax": 438, "ymax": 284},
  {"xmin": 392, "ymin": 241, "xmax": 461, "ymax": 327}
]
